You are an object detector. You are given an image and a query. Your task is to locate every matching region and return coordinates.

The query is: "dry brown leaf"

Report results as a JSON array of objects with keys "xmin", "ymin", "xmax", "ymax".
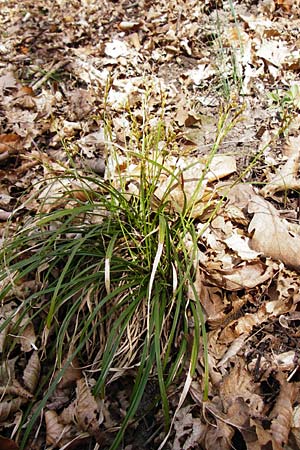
[
  {"xmin": 234, "ymin": 307, "xmax": 269, "ymax": 336},
  {"xmin": 23, "ymin": 351, "xmax": 41, "ymax": 393},
  {"xmin": 0, "ymin": 398, "xmax": 23, "ymax": 422},
  {"xmin": 290, "ymin": 405, "xmax": 300, "ymax": 450},
  {"xmin": 45, "ymin": 410, "xmax": 73, "ymax": 446},
  {"xmin": 172, "ymin": 406, "xmax": 207, "ymax": 450},
  {"xmin": 0, "ymin": 304, "xmax": 16, "ymax": 352},
  {"xmin": 273, "ymin": 351, "xmax": 296, "ymax": 371},
  {"xmin": 250, "ymin": 420, "xmax": 274, "ymax": 449},
  {"xmin": 105, "ymin": 39, "xmax": 130, "ymax": 58},
  {"xmin": 206, "ymin": 155, "xmax": 237, "ymax": 182},
  {"xmin": 76, "ymin": 378, "xmax": 102, "ymax": 433},
  {"xmin": 226, "ymin": 183, "xmax": 255, "ymax": 210},
  {"xmin": 127, "ymin": 32, "xmax": 141, "ymax": 51},
  {"xmin": 219, "ymin": 359, "xmax": 264, "ymax": 417},
  {"xmin": 154, "ymin": 154, "xmax": 236, "ymax": 216},
  {"xmin": 270, "ymin": 373, "xmax": 297, "ymax": 448},
  {"xmin": 58, "ymin": 357, "xmax": 82, "ymax": 389},
  {"xmin": 217, "ymin": 334, "xmax": 247, "ymax": 367},
  {"xmin": 12, "ymin": 86, "xmax": 36, "ymax": 109},
  {"xmin": 0, "ymin": 134, "xmax": 22, "ymax": 154},
  {"xmin": 0, "ymin": 356, "xmax": 17, "ymax": 385},
  {"xmin": 205, "ymin": 260, "xmax": 273, "ymax": 291},
  {"xmin": 277, "ymin": 269, "xmax": 300, "ymax": 302},
  {"xmin": 204, "ymin": 419, "xmax": 233, "ymax": 450},
  {"xmin": 261, "ymin": 136, "xmax": 300, "ymax": 197},
  {"xmin": 224, "ymin": 233, "xmax": 260, "ymax": 260},
  {"xmin": 19, "ymin": 320, "xmax": 36, "ymax": 352},
  {"xmin": 0, "ymin": 72, "xmax": 18, "ymax": 92},
  {"xmin": 257, "ymin": 39, "xmax": 290, "ymax": 67},
  {"xmin": 248, "ymin": 195, "xmax": 300, "ymax": 271},
  {"xmin": 188, "ymin": 64, "xmax": 215, "ymax": 84},
  {"xmin": 60, "ymin": 400, "xmax": 77, "ymax": 425},
  {"xmin": 205, "ymin": 398, "xmax": 259, "ymax": 450},
  {"xmin": 0, "ymin": 379, "xmax": 33, "ymax": 399},
  {"xmin": 275, "ymin": 0, "xmax": 294, "ymax": 11}
]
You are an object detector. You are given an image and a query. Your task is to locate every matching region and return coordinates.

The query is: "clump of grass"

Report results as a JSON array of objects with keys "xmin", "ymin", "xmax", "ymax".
[
  {"xmin": 0, "ymin": 95, "xmax": 243, "ymax": 449},
  {"xmin": 210, "ymin": 0, "xmax": 245, "ymax": 99},
  {"xmin": 267, "ymin": 84, "xmax": 300, "ymax": 135}
]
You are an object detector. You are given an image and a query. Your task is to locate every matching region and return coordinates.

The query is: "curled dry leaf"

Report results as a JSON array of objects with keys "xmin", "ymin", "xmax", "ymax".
[
  {"xmin": 23, "ymin": 351, "xmax": 41, "ymax": 393},
  {"xmin": 60, "ymin": 400, "xmax": 77, "ymax": 425},
  {"xmin": 261, "ymin": 136, "xmax": 300, "ymax": 197},
  {"xmin": 0, "ymin": 357, "xmax": 17, "ymax": 385},
  {"xmin": 58, "ymin": 357, "xmax": 82, "ymax": 389},
  {"xmin": 234, "ymin": 306, "xmax": 269, "ymax": 336},
  {"xmin": 205, "ymin": 260, "xmax": 273, "ymax": 291},
  {"xmin": 290, "ymin": 404, "xmax": 300, "ymax": 449},
  {"xmin": 156, "ymin": 154, "xmax": 236, "ymax": 216},
  {"xmin": 248, "ymin": 195, "xmax": 300, "ymax": 271},
  {"xmin": 76, "ymin": 378, "xmax": 102, "ymax": 434},
  {"xmin": 270, "ymin": 373, "xmax": 297, "ymax": 448},
  {"xmin": 204, "ymin": 419, "xmax": 233, "ymax": 450},
  {"xmin": 172, "ymin": 406, "xmax": 207, "ymax": 450},
  {"xmin": 0, "ymin": 379, "xmax": 33, "ymax": 399},
  {"xmin": 12, "ymin": 86, "xmax": 36, "ymax": 109},
  {"xmin": 45, "ymin": 410, "xmax": 73, "ymax": 447},
  {"xmin": 0, "ymin": 398, "xmax": 22, "ymax": 422},
  {"xmin": 0, "ymin": 133, "xmax": 22, "ymax": 154},
  {"xmin": 19, "ymin": 320, "xmax": 37, "ymax": 352},
  {"xmin": 217, "ymin": 334, "xmax": 247, "ymax": 367},
  {"xmin": 224, "ymin": 233, "xmax": 261, "ymax": 260},
  {"xmin": 219, "ymin": 359, "xmax": 264, "ymax": 413}
]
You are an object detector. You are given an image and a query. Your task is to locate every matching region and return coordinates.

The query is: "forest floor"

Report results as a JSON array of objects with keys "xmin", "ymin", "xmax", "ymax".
[{"xmin": 1, "ymin": 0, "xmax": 300, "ymax": 449}]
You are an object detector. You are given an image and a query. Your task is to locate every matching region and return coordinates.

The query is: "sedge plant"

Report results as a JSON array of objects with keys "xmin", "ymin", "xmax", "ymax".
[{"xmin": 0, "ymin": 95, "xmax": 244, "ymax": 449}]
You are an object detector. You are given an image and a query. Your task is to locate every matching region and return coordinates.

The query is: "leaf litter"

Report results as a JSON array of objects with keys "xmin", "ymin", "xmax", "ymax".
[{"xmin": 1, "ymin": 0, "xmax": 300, "ymax": 449}]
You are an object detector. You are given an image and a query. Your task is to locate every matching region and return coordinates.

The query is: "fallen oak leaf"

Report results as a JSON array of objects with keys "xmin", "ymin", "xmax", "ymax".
[
  {"xmin": 0, "ymin": 379, "xmax": 33, "ymax": 399},
  {"xmin": 224, "ymin": 233, "xmax": 261, "ymax": 260},
  {"xmin": 172, "ymin": 406, "xmax": 207, "ymax": 450},
  {"xmin": 0, "ymin": 134, "xmax": 22, "ymax": 154},
  {"xmin": 23, "ymin": 351, "xmax": 41, "ymax": 393},
  {"xmin": 75, "ymin": 378, "xmax": 103, "ymax": 441},
  {"xmin": 12, "ymin": 86, "xmax": 36, "ymax": 109},
  {"xmin": 270, "ymin": 372, "xmax": 297, "ymax": 448},
  {"xmin": 0, "ymin": 398, "xmax": 23, "ymax": 422},
  {"xmin": 248, "ymin": 195, "xmax": 300, "ymax": 271},
  {"xmin": 261, "ymin": 136, "xmax": 300, "ymax": 197},
  {"xmin": 45, "ymin": 410, "xmax": 74, "ymax": 447},
  {"xmin": 203, "ymin": 260, "xmax": 273, "ymax": 291}
]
